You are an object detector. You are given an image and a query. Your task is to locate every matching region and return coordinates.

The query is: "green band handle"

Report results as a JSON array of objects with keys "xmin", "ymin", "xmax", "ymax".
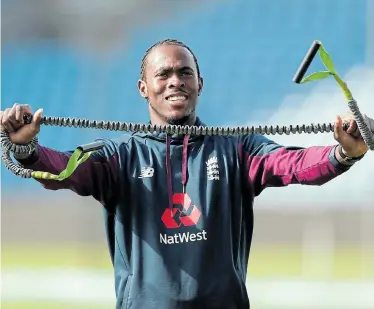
[
  {"xmin": 295, "ymin": 40, "xmax": 374, "ymax": 151},
  {"xmin": 298, "ymin": 40, "xmax": 353, "ymax": 101},
  {"xmin": 31, "ymin": 141, "xmax": 104, "ymax": 180},
  {"xmin": 31, "ymin": 149, "xmax": 95, "ymax": 180}
]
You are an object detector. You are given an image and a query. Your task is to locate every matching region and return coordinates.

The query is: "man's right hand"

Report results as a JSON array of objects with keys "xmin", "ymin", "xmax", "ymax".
[{"xmin": 0, "ymin": 103, "xmax": 43, "ymax": 144}]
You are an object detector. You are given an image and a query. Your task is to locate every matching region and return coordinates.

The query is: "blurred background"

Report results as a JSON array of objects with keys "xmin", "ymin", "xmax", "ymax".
[{"xmin": 1, "ymin": 0, "xmax": 374, "ymax": 308}]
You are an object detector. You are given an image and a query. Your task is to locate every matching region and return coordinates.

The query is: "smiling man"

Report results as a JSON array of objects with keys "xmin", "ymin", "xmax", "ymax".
[
  {"xmin": 138, "ymin": 40, "xmax": 203, "ymax": 126},
  {"xmin": 0, "ymin": 39, "xmax": 368, "ymax": 309}
]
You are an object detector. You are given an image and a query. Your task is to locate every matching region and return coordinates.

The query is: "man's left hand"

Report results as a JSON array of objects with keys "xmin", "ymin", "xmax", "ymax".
[{"xmin": 334, "ymin": 113, "xmax": 368, "ymax": 158}]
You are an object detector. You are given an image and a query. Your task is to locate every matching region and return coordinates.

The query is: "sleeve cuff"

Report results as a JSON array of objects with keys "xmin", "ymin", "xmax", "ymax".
[
  {"xmin": 15, "ymin": 146, "xmax": 40, "ymax": 166},
  {"xmin": 328, "ymin": 145, "xmax": 352, "ymax": 172}
]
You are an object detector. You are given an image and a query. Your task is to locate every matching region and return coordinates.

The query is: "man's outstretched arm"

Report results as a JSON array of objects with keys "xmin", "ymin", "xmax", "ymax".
[
  {"xmin": 241, "ymin": 115, "xmax": 368, "ymax": 197},
  {"xmin": 0, "ymin": 104, "xmax": 120, "ymax": 205},
  {"xmin": 15, "ymin": 141, "xmax": 120, "ymax": 204}
]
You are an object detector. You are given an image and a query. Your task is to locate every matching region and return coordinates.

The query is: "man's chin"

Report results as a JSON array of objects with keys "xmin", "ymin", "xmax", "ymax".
[{"xmin": 166, "ymin": 115, "xmax": 191, "ymax": 126}]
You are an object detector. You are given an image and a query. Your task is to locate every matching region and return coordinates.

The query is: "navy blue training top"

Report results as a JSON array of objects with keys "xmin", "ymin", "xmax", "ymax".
[{"xmin": 18, "ymin": 117, "xmax": 350, "ymax": 309}]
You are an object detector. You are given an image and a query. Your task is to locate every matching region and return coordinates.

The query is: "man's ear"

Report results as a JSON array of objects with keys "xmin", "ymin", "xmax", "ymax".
[
  {"xmin": 198, "ymin": 76, "xmax": 204, "ymax": 96},
  {"xmin": 138, "ymin": 79, "xmax": 148, "ymax": 99}
]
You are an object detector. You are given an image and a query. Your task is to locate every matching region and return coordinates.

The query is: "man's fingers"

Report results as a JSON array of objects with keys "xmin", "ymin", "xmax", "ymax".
[
  {"xmin": 1, "ymin": 104, "xmax": 33, "ymax": 133},
  {"xmin": 14, "ymin": 104, "xmax": 31, "ymax": 123},
  {"xmin": 0, "ymin": 111, "xmax": 4, "ymax": 131},
  {"xmin": 7, "ymin": 105, "xmax": 25, "ymax": 131},
  {"xmin": 341, "ymin": 112, "xmax": 360, "ymax": 137},
  {"xmin": 343, "ymin": 119, "xmax": 361, "ymax": 138},
  {"xmin": 15, "ymin": 104, "xmax": 23, "ymax": 123},
  {"xmin": 7, "ymin": 104, "xmax": 19, "ymax": 123},
  {"xmin": 346, "ymin": 119, "xmax": 356, "ymax": 133},
  {"xmin": 2, "ymin": 109, "xmax": 16, "ymax": 132}
]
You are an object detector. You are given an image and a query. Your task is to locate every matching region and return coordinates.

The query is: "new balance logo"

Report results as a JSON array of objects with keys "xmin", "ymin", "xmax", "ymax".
[
  {"xmin": 138, "ymin": 167, "xmax": 154, "ymax": 178},
  {"xmin": 206, "ymin": 156, "xmax": 219, "ymax": 180}
]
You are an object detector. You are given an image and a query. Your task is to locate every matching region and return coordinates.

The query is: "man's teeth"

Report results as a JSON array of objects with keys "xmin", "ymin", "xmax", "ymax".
[{"xmin": 168, "ymin": 96, "xmax": 187, "ymax": 101}]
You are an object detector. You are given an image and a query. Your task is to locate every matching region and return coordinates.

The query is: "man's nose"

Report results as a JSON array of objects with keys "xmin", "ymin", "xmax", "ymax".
[{"xmin": 168, "ymin": 74, "xmax": 185, "ymax": 88}]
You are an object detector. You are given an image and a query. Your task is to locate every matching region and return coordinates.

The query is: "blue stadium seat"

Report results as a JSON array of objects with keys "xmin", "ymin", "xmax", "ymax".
[{"xmin": 1, "ymin": 0, "xmax": 367, "ymax": 186}]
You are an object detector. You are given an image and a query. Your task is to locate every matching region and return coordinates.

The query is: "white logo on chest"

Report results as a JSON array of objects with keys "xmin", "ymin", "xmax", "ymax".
[
  {"xmin": 138, "ymin": 167, "xmax": 154, "ymax": 178},
  {"xmin": 206, "ymin": 156, "xmax": 219, "ymax": 180}
]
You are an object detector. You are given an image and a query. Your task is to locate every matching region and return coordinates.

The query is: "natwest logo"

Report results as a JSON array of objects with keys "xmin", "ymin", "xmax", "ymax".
[
  {"xmin": 161, "ymin": 193, "xmax": 201, "ymax": 228},
  {"xmin": 160, "ymin": 193, "xmax": 207, "ymax": 245}
]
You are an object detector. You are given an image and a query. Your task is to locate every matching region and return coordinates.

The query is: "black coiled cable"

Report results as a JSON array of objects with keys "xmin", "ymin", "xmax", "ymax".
[
  {"xmin": 39, "ymin": 116, "xmax": 338, "ymax": 135},
  {"xmin": 0, "ymin": 110, "xmax": 370, "ymax": 179}
]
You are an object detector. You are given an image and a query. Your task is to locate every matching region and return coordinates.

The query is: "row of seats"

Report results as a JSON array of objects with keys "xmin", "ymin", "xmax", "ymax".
[{"xmin": 1, "ymin": 0, "xmax": 367, "ymax": 186}]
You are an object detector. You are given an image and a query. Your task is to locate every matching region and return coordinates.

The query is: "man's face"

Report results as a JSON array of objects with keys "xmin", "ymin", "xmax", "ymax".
[{"xmin": 138, "ymin": 44, "xmax": 203, "ymax": 125}]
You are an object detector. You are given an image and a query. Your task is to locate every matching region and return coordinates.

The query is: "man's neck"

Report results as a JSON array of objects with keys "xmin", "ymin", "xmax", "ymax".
[{"xmin": 151, "ymin": 115, "xmax": 197, "ymax": 126}]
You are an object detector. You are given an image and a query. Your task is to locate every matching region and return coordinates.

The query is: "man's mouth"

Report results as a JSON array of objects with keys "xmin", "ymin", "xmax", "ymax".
[{"xmin": 166, "ymin": 94, "xmax": 188, "ymax": 102}]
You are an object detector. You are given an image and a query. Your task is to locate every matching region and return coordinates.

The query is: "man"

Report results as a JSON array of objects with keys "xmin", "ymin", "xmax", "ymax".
[{"xmin": 0, "ymin": 39, "xmax": 369, "ymax": 309}]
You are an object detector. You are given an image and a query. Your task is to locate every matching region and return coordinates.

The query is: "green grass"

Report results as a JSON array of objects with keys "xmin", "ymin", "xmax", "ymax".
[
  {"xmin": 247, "ymin": 243, "xmax": 374, "ymax": 279},
  {"xmin": 2, "ymin": 243, "xmax": 374, "ymax": 309},
  {"xmin": 2, "ymin": 243, "xmax": 113, "ymax": 269},
  {"xmin": 3, "ymin": 242, "xmax": 373, "ymax": 279}
]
